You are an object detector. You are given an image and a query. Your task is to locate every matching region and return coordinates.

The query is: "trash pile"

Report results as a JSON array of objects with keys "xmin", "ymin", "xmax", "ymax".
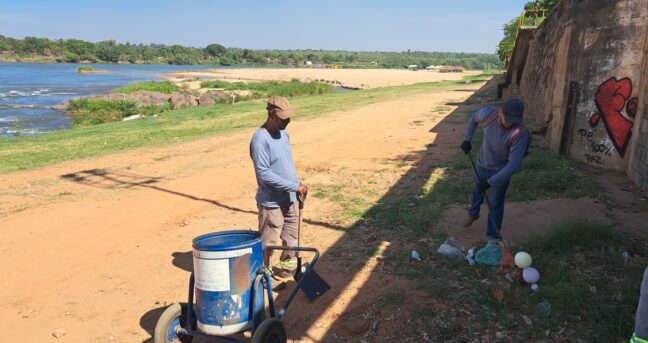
[{"xmin": 432, "ymin": 236, "xmax": 542, "ymax": 292}]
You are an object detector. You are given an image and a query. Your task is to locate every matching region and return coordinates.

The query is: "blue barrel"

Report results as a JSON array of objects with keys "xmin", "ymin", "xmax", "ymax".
[{"xmin": 192, "ymin": 230, "xmax": 264, "ymax": 335}]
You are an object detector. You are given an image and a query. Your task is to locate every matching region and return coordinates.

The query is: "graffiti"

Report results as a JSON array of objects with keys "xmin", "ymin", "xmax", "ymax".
[
  {"xmin": 578, "ymin": 128, "xmax": 614, "ymax": 164},
  {"xmin": 589, "ymin": 77, "xmax": 638, "ymax": 157},
  {"xmin": 590, "ymin": 141, "xmax": 613, "ymax": 156},
  {"xmin": 584, "ymin": 154, "xmax": 604, "ymax": 164},
  {"xmin": 577, "ymin": 128, "xmax": 593, "ymax": 142}
]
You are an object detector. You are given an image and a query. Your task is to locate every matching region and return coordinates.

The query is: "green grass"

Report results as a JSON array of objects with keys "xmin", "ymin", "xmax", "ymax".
[
  {"xmin": 0, "ymin": 80, "xmax": 469, "ymax": 174},
  {"xmin": 66, "ymin": 99, "xmax": 173, "ymax": 127},
  {"xmin": 67, "ymin": 99, "xmax": 140, "ymax": 127},
  {"xmin": 363, "ymin": 145, "xmax": 599, "ymax": 237},
  {"xmin": 201, "ymin": 79, "xmax": 333, "ymax": 97},
  {"xmin": 77, "ymin": 66, "xmax": 93, "ymax": 72},
  {"xmin": 380, "ymin": 290, "xmax": 405, "ymax": 307},
  {"xmin": 388, "ymin": 220, "xmax": 646, "ymax": 342},
  {"xmin": 111, "ymin": 81, "xmax": 180, "ymax": 94}
]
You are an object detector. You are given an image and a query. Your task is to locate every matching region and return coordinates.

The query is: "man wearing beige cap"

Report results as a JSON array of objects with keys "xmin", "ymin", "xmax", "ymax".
[{"xmin": 250, "ymin": 96, "xmax": 307, "ymax": 277}]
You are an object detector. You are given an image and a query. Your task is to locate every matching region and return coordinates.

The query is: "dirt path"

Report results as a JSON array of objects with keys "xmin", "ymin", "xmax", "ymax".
[{"xmin": 2, "ymin": 82, "xmax": 646, "ymax": 342}]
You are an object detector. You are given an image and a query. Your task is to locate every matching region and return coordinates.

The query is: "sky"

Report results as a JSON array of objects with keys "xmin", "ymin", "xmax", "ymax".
[{"xmin": 0, "ymin": 0, "xmax": 529, "ymax": 54}]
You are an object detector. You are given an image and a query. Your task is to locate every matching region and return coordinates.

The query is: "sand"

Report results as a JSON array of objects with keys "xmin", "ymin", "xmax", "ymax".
[{"xmin": 167, "ymin": 67, "xmax": 481, "ymax": 89}]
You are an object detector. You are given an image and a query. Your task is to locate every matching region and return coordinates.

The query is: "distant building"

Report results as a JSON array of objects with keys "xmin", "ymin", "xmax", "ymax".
[
  {"xmin": 425, "ymin": 65, "xmax": 441, "ymax": 70},
  {"xmin": 439, "ymin": 66, "xmax": 465, "ymax": 73},
  {"xmin": 306, "ymin": 61, "xmax": 313, "ymax": 66},
  {"xmin": 407, "ymin": 64, "xmax": 419, "ymax": 71}
]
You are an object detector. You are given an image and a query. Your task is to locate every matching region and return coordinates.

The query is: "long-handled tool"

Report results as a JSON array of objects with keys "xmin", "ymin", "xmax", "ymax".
[
  {"xmin": 467, "ymin": 153, "xmax": 514, "ymax": 266},
  {"xmin": 292, "ymin": 192, "xmax": 331, "ymax": 301}
]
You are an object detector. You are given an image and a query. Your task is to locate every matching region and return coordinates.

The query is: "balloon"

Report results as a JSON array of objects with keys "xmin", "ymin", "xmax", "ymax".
[
  {"xmin": 515, "ymin": 252, "xmax": 533, "ymax": 269},
  {"xmin": 523, "ymin": 267, "xmax": 540, "ymax": 284}
]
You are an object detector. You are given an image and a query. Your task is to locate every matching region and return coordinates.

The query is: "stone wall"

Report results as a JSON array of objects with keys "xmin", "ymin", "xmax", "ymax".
[
  {"xmin": 512, "ymin": 0, "xmax": 648, "ymax": 193},
  {"xmin": 628, "ymin": 40, "xmax": 648, "ymax": 192}
]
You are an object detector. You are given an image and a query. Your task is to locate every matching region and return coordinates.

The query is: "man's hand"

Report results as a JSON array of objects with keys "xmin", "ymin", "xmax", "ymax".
[
  {"xmin": 478, "ymin": 179, "xmax": 490, "ymax": 193},
  {"xmin": 297, "ymin": 183, "xmax": 308, "ymax": 195},
  {"xmin": 460, "ymin": 140, "xmax": 472, "ymax": 154}
]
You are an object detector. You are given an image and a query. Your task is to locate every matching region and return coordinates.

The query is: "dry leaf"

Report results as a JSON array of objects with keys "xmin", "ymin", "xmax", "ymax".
[{"xmin": 491, "ymin": 287, "xmax": 504, "ymax": 304}]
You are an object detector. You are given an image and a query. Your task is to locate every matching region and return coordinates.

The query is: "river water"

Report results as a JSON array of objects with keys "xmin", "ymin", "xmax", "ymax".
[{"xmin": 0, "ymin": 63, "xmax": 219, "ymax": 137}]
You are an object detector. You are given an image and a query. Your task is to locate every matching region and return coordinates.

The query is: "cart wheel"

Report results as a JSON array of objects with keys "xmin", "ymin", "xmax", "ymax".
[
  {"xmin": 251, "ymin": 318, "xmax": 286, "ymax": 343},
  {"xmin": 154, "ymin": 303, "xmax": 194, "ymax": 343}
]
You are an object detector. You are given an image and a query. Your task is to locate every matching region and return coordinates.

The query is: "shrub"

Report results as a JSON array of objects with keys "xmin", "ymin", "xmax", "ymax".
[
  {"xmin": 68, "ymin": 99, "xmax": 139, "ymax": 127},
  {"xmin": 200, "ymin": 79, "xmax": 332, "ymax": 97},
  {"xmin": 111, "ymin": 81, "xmax": 180, "ymax": 94}
]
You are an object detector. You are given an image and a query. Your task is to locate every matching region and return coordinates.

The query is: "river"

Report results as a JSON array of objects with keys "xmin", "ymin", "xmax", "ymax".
[{"xmin": 0, "ymin": 63, "xmax": 223, "ymax": 137}]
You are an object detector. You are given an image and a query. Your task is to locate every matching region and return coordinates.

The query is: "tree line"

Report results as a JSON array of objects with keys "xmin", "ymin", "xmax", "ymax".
[{"xmin": 0, "ymin": 35, "xmax": 501, "ymax": 70}]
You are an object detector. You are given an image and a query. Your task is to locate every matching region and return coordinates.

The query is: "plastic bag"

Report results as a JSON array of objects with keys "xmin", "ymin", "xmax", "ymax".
[
  {"xmin": 436, "ymin": 237, "xmax": 464, "ymax": 261},
  {"xmin": 475, "ymin": 239, "xmax": 503, "ymax": 265}
]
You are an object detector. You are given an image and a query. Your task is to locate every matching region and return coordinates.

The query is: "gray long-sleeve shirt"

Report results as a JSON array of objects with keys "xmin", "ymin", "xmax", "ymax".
[
  {"xmin": 464, "ymin": 106, "xmax": 529, "ymax": 187},
  {"xmin": 250, "ymin": 128, "xmax": 299, "ymax": 208}
]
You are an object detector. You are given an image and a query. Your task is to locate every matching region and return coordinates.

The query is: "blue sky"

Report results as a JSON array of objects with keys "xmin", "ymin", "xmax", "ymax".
[{"xmin": 0, "ymin": 0, "xmax": 528, "ymax": 53}]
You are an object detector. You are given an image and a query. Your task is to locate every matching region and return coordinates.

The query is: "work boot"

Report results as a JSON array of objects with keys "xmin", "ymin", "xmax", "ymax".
[
  {"xmin": 461, "ymin": 214, "xmax": 479, "ymax": 228},
  {"xmin": 272, "ymin": 257, "xmax": 298, "ymax": 279},
  {"xmin": 279, "ymin": 258, "xmax": 297, "ymax": 272}
]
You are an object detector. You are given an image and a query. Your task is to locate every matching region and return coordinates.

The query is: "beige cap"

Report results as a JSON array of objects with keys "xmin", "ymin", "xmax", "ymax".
[{"xmin": 266, "ymin": 96, "xmax": 293, "ymax": 119}]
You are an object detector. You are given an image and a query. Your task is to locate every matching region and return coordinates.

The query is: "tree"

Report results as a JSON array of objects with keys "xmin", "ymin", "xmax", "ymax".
[
  {"xmin": 0, "ymin": 35, "xmax": 9, "ymax": 51},
  {"xmin": 497, "ymin": 18, "xmax": 519, "ymax": 62},
  {"xmin": 21, "ymin": 36, "xmax": 49, "ymax": 54},
  {"xmin": 95, "ymin": 40, "xmax": 120, "ymax": 63},
  {"xmin": 205, "ymin": 43, "xmax": 226, "ymax": 57}
]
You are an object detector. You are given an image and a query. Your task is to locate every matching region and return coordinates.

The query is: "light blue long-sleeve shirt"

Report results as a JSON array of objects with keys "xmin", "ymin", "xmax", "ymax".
[
  {"xmin": 464, "ymin": 106, "xmax": 529, "ymax": 187},
  {"xmin": 250, "ymin": 128, "xmax": 300, "ymax": 208}
]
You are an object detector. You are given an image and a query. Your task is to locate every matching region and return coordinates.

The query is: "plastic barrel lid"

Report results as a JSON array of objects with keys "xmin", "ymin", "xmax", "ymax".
[{"xmin": 192, "ymin": 230, "xmax": 261, "ymax": 251}]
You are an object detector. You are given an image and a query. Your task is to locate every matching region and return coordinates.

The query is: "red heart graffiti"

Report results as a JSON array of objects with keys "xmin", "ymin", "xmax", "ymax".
[{"xmin": 592, "ymin": 77, "xmax": 635, "ymax": 157}]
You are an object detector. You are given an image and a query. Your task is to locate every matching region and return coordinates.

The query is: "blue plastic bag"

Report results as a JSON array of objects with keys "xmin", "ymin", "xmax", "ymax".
[{"xmin": 475, "ymin": 239, "xmax": 503, "ymax": 266}]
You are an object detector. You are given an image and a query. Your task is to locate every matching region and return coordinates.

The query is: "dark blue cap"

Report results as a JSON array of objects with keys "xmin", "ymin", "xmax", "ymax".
[{"xmin": 502, "ymin": 98, "xmax": 524, "ymax": 124}]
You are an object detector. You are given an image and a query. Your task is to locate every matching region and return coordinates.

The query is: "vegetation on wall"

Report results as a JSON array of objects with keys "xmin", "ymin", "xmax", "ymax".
[{"xmin": 497, "ymin": 0, "xmax": 560, "ymax": 62}]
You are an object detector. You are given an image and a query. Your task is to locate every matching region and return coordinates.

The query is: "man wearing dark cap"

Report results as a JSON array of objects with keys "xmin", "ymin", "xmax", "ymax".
[
  {"xmin": 460, "ymin": 98, "xmax": 529, "ymax": 241},
  {"xmin": 250, "ymin": 96, "xmax": 307, "ymax": 276}
]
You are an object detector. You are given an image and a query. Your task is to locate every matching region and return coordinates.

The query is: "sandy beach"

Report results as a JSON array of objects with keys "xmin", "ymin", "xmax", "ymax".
[{"xmin": 168, "ymin": 67, "xmax": 481, "ymax": 89}]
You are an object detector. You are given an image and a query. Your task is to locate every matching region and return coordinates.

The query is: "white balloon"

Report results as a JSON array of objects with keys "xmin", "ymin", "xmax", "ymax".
[
  {"xmin": 523, "ymin": 267, "xmax": 540, "ymax": 284},
  {"xmin": 515, "ymin": 252, "xmax": 533, "ymax": 269}
]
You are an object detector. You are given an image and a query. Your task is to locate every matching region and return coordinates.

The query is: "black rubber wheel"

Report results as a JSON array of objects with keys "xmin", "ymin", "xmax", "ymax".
[
  {"xmin": 153, "ymin": 303, "xmax": 194, "ymax": 343},
  {"xmin": 251, "ymin": 318, "xmax": 287, "ymax": 343}
]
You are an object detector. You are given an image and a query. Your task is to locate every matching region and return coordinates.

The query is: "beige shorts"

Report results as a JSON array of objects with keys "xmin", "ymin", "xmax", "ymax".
[{"xmin": 257, "ymin": 202, "xmax": 299, "ymax": 260}]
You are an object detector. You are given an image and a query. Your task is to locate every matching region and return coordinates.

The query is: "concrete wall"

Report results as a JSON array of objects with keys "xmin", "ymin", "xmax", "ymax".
[
  {"xmin": 513, "ymin": 0, "xmax": 648, "ymax": 193},
  {"xmin": 628, "ymin": 36, "xmax": 648, "ymax": 192}
]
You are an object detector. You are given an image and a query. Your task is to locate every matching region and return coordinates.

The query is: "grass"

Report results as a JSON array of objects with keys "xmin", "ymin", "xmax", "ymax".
[
  {"xmin": 66, "ymin": 99, "xmax": 173, "ymax": 127},
  {"xmin": 0, "ymin": 79, "xmax": 476, "ymax": 174},
  {"xmin": 519, "ymin": 221, "xmax": 643, "ymax": 341},
  {"xmin": 380, "ymin": 290, "xmax": 405, "ymax": 307},
  {"xmin": 362, "ymin": 144, "xmax": 599, "ymax": 237},
  {"xmin": 76, "ymin": 66, "xmax": 109, "ymax": 73},
  {"xmin": 111, "ymin": 81, "xmax": 180, "ymax": 94},
  {"xmin": 385, "ymin": 220, "xmax": 646, "ymax": 342},
  {"xmin": 201, "ymin": 79, "xmax": 333, "ymax": 97},
  {"xmin": 67, "ymin": 99, "xmax": 139, "ymax": 127}
]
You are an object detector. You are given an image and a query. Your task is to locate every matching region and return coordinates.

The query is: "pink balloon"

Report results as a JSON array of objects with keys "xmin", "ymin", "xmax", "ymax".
[{"xmin": 523, "ymin": 267, "xmax": 540, "ymax": 284}]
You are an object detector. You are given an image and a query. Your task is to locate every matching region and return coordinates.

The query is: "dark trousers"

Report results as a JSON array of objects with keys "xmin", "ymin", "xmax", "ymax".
[{"xmin": 468, "ymin": 164, "xmax": 510, "ymax": 240}]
